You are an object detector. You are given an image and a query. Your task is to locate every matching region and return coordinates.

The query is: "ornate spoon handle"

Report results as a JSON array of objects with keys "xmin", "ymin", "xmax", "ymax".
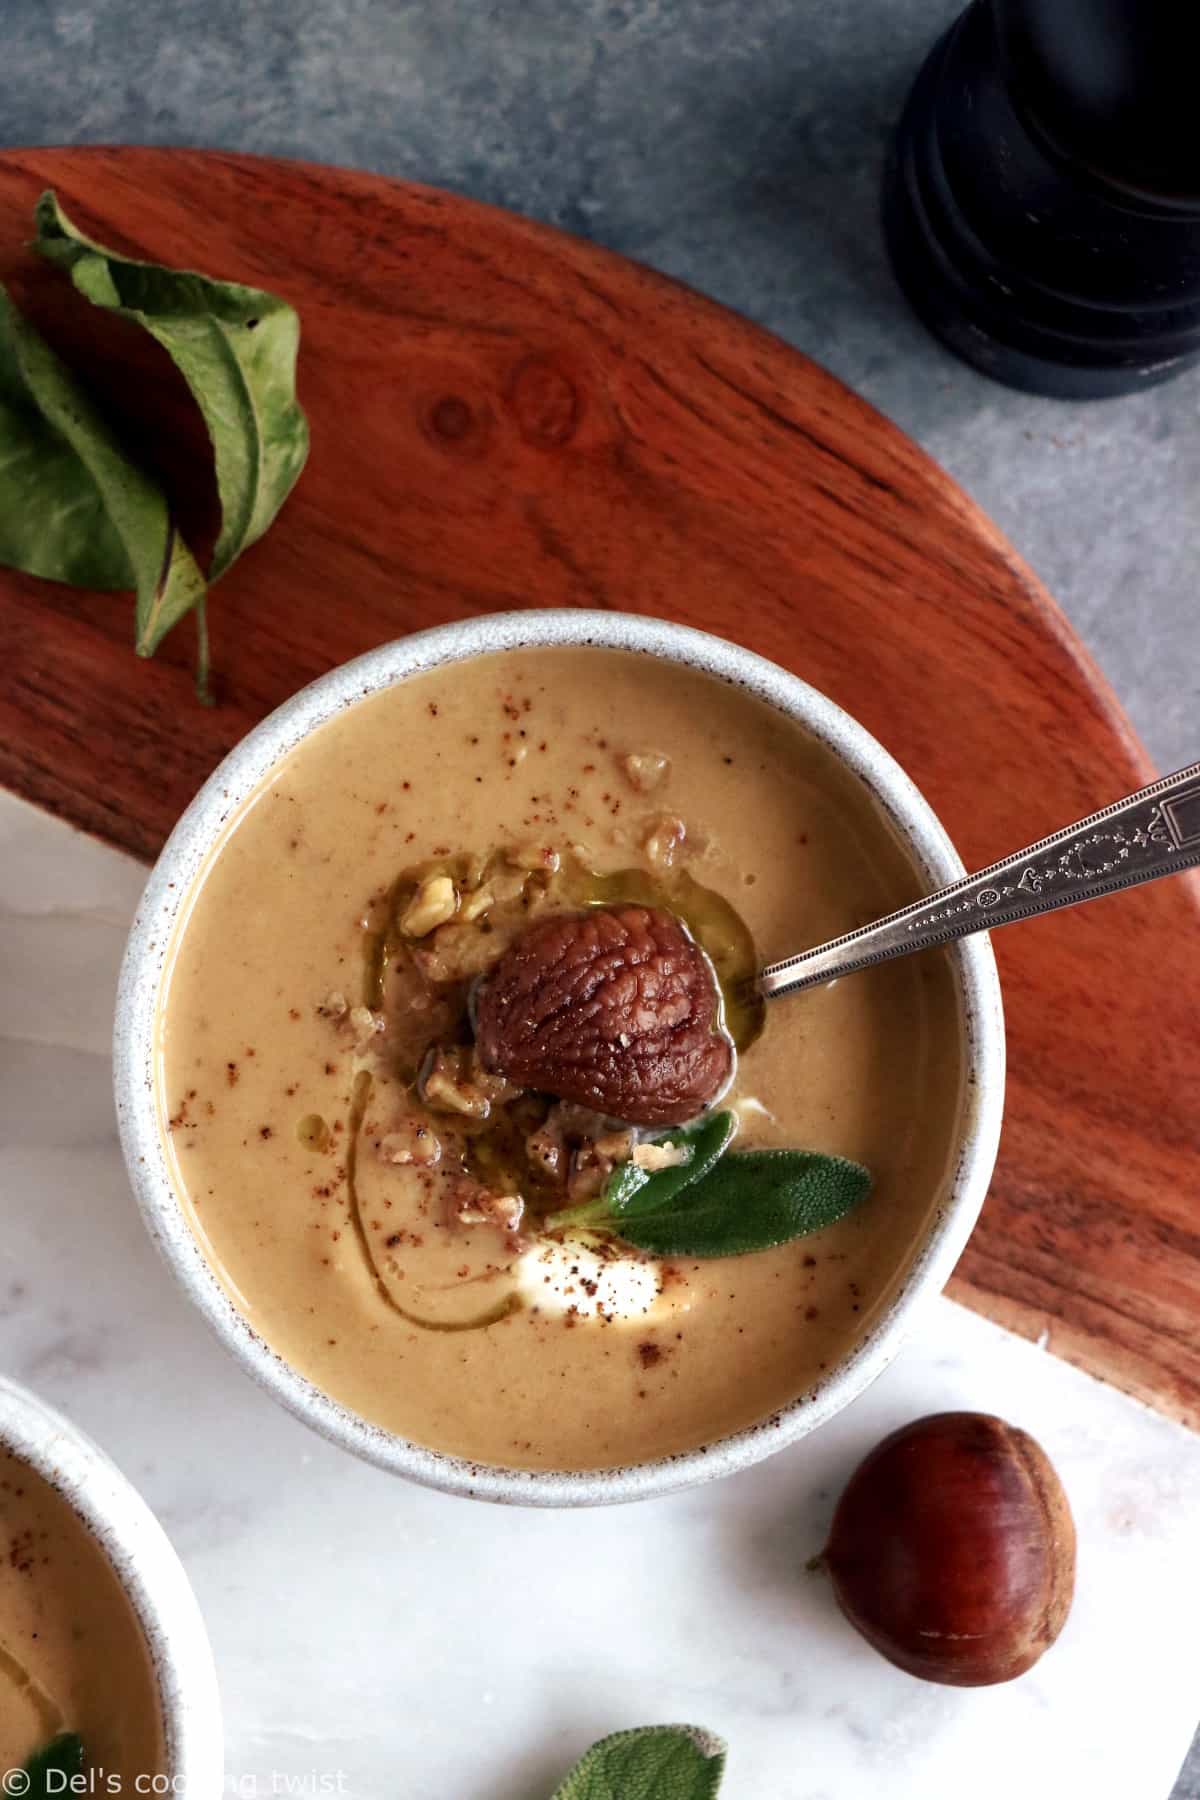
[{"xmin": 758, "ymin": 762, "xmax": 1200, "ymax": 1001}]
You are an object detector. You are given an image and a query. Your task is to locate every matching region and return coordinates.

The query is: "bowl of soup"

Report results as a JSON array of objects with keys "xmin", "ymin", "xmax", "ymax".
[
  {"xmin": 0, "ymin": 1378, "xmax": 221, "ymax": 1787},
  {"xmin": 116, "ymin": 611, "xmax": 1004, "ymax": 1504}
]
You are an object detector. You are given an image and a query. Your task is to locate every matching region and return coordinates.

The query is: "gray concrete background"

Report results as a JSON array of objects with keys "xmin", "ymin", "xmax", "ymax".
[{"xmin": 7, "ymin": 0, "xmax": 1198, "ymax": 1790}]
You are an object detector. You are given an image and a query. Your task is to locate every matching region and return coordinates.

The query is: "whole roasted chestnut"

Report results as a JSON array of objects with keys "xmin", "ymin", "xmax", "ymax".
[
  {"xmin": 824, "ymin": 1411, "xmax": 1076, "ymax": 1686},
  {"xmin": 474, "ymin": 904, "xmax": 732, "ymax": 1127}
]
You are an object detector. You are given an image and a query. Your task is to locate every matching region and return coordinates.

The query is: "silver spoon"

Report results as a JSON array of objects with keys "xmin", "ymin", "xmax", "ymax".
[{"xmin": 758, "ymin": 761, "xmax": 1200, "ymax": 1000}]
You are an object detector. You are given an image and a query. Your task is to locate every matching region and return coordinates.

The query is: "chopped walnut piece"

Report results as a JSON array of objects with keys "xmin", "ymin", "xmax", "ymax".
[
  {"xmin": 526, "ymin": 1120, "xmax": 566, "ymax": 1181},
  {"xmin": 420, "ymin": 1046, "xmax": 519, "ymax": 1119},
  {"xmin": 414, "ymin": 922, "xmax": 504, "ymax": 984},
  {"xmin": 458, "ymin": 887, "xmax": 495, "ymax": 924},
  {"xmin": 506, "ymin": 842, "xmax": 561, "ymax": 873},
  {"xmin": 566, "ymin": 1145, "xmax": 610, "ymax": 1203},
  {"xmin": 422, "ymin": 1049, "xmax": 491, "ymax": 1118},
  {"xmin": 524, "ymin": 1102, "xmax": 635, "ymax": 1197},
  {"xmin": 642, "ymin": 814, "xmax": 687, "ymax": 867},
  {"xmin": 632, "ymin": 1140, "xmax": 690, "ymax": 1172},
  {"xmin": 622, "ymin": 752, "xmax": 671, "ymax": 794},
  {"xmin": 566, "ymin": 1129, "xmax": 636, "ymax": 1203},
  {"xmin": 453, "ymin": 1188, "xmax": 525, "ymax": 1236},
  {"xmin": 401, "ymin": 874, "xmax": 458, "ymax": 937},
  {"xmin": 377, "ymin": 1120, "xmax": 442, "ymax": 1167},
  {"xmin": 349, "ymin": 1006, "xmax": 386, "ymax": 1050}
]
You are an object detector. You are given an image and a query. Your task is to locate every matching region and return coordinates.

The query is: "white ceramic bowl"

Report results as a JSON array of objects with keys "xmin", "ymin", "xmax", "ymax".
[
  {"xmin": 0, "ymin": 1377, "xmax": 222, "ymax": 1787},
  {"xmin": 115, "ymin": 610, "xmax": 1005, "ymax": 1506}
]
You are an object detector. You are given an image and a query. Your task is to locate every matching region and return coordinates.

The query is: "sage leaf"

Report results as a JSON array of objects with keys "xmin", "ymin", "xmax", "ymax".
[
  {"xmin": 36, "ymin": 190, "xmax": 309, "ymax": 582},
  {"xmin": 618, "ymin": 1148, "xmax": 871, "ymax": 1258},
  {"xmin": 0, "ymin": 283, "xmax": 207, "ymax": 652},
  {"xmin": 551, "ymin": 1725, "xmax": 726, "ymax": 1800},
  {"xmin": 22, "ymin": 1732, "xmax": 85, "ymax": 1795},
  {"xmin": 545, "ymin": 1110, "xmax": 736, "ymax": 1234},
  {"xmin": 0, "ymin": 295, "xmax": 128, "ymax": 587},
  {"xmin": 601, "ymin": 1155, "xmax": 654, "ymax": 1212}
]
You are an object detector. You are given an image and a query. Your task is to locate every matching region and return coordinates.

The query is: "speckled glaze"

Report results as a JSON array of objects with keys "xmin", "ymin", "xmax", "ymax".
[
  {"xmin": 0, "ymin": 1378, "xmax": 222, "ymax": 1784},
  {"xmin": 115, "ymin": 611, "xmax": 1005, "ymax": 1505}
]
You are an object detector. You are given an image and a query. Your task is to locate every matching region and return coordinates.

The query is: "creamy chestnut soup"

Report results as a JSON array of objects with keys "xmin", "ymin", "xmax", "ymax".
[
  {"xmin": 157, "ymin": 647, "xmax": 962, "ymax": 1471},
  {"xmin": 0, "ymin": 1448, "xmax": 164, "ymax": 1776}
]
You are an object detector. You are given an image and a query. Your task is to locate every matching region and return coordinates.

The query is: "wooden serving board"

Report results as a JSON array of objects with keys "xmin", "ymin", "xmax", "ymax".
[{"xmin": 2, "ymin": 148, "xmax": 1197, "ymax": 1426}]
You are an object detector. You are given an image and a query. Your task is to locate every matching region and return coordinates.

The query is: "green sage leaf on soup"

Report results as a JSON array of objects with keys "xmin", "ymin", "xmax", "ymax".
[
  {"xmin": 0, "ymin": 282, "xmax": 207, "ymax": 653},
  {"xmin": 550, "ymin": 1724, "xmax": 727, "ymax": 1800},
  {"xmin": 35, "ymin": 190, "xmax": 309, "ymax": 582},
  {"xmin": 22, "ymin": 1732, "xmax": 85, "ymax": 1796},
  {"xmin": 617, "ymin": 1147, "xmax": 872, "ymax": 1258}
]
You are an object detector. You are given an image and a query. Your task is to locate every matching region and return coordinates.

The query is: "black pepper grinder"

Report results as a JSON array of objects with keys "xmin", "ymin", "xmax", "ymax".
[{"xmin": 884, "ymin": 0, "xmax": 1200, "ymax": 398}]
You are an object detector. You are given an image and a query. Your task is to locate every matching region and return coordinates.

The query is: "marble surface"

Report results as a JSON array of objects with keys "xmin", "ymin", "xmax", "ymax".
[
  {"xmin": 3, "ymin": 790, "xmax": 1200, "ymax": 1799},
  {"xmin": 4, "ymin": 2, "xmax": 1200, "ymax": 1789}
]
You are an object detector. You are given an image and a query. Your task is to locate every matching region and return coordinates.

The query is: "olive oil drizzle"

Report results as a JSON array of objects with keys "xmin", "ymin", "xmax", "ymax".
[
  {"xmin": 345, "ymin": 988, "xmax": 522, "ymax": 1334},
  {"xmin": 0, "ymin": 1640, "xmax": 64, "ymax": 1740}
]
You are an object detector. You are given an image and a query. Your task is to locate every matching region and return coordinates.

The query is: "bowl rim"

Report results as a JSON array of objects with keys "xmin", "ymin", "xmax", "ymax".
[
  {"xmin": 115, "ymin": 608, "xmax": 1005, "ymax": 1506},
  {"xmin": 0, "ymin": 1376, "xmax": 223, "ymax": 1784}
]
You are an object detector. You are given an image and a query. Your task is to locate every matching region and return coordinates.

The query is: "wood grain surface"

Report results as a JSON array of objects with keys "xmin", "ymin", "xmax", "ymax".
[{"xmin": 1, "ymin": 148, "xmax": 1196, "ymax": 1425}]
